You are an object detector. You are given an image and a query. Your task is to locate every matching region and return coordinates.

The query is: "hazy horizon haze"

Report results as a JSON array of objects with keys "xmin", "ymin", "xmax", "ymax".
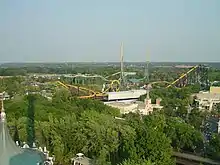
[{"xmin": 1, "ymin": 0, "xmax": 220, "ymax": 62}]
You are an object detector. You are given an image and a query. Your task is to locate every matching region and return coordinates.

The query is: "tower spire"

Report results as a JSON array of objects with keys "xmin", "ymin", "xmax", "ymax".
[
  {"xmin": 144, "ymin": 50, "xmax": 150, "ymax": 83},
  {"xmin": 0, "ymin": 99, "xmax": 6, "ymax": 122},
  {"xmin": 120, "ymin": 42, "xmax": 124, "ymax": 87},
  {"xmin": 1, "ymin": 99, "xmax": 4, "ymax": 112}
]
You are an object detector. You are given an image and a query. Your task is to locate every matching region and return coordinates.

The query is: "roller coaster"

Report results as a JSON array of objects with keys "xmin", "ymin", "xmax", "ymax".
[
  {"xmin": 51, "ymin": 72, "xmax": 135, "ymax": 99},
  {"xmin": 55, "ymin": 81, "xmax": 100, "ymax": 99},
  {"xmin": 52, "ymin": 64, "xmax": 209, "ymax": 99},
  {"xmin": 166, "ymin": 64, "xmax": 209, "ymax": 88},
  {"xmin": 54, "ymin": 79, "xmax": 121, "ymax": 99}
]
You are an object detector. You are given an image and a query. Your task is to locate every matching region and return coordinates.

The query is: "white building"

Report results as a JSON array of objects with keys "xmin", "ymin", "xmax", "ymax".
[
  {"xmin": 106, "ymin": 89, "xmax": 147, "ymax": 101},
  {"xmin": 136, "ymin": 98, "xmax": 163, "ymax": 115},
  {"xmin": 193, "ymin": 88, "xmax": 220, "ymax": 111},
  {"xmin": 105, "ymin": 95, "xmax": 163, "ymax": 115}
]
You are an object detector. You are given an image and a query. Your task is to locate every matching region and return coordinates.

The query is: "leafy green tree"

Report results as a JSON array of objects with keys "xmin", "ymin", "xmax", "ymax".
[
  {"xmin": 119, "ymin": 159, "xmax": 153, "ymax": 165},
  {"xmin": 125, "ymin": 113, "xmax": 174, "ymax": 165},
  {"xmin": 165, "ymin": 117, "xmax": 204, "ymax": 152},
  {"xmin": 4, "ymin": 88, "xmax": 204, "ymax": 165},
  {"xmin": 206, "ymin": 134, "xmax": 220, "ymax": 160},
  {"xmin": 78, "ymin": 110, "xmax": 134, "ymax": 165},
  {"xmin": 188, "ymin": 108, "xmax": 208, "ymax": 130},
  {"xmin": 186, "ymin": 84, "xmax": 201, "ymax": 93}
]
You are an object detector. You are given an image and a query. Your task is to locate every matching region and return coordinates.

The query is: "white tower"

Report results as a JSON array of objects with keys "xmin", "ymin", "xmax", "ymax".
[
  {"xmin": 218, "ymin": 119, "xmax": 220, "ymax": 134},
  {"xmin": 144, "ymin": 50, "xmax": 150, "ymax": 83},
  {"xmin": 0, "ymin": 99, "xmax": 6, "ymax": 122},
  {"xmin": 144, "ymin": 84, "xmax": 153, "ymax": 115},
  {"xmin": 120, "ymin": 42, "xmax": 125, "ymax": 88}
]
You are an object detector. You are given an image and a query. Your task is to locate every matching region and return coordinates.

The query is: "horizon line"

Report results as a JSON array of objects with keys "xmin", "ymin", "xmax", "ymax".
[{"xmin": 1, "ymin": 61, "xmax": 220, "ymax": 64}]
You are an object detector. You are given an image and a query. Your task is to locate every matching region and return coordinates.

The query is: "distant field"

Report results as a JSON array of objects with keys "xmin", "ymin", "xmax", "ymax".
[{"xmin": 1, "ymin": 62, "xmax": 220, "ymax": 68}]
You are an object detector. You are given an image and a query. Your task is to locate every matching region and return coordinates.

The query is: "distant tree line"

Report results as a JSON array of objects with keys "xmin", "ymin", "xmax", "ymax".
[{"xmin": 2, "ymin": 65, "xmax": 219, "ymax": 84}]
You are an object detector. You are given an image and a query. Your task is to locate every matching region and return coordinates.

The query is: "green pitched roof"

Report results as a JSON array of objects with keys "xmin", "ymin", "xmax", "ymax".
[
  {"xmin": 128, "ymin": 78, "xmax": 142, "ymax": 83},
  {"xmin": 10, "ymin": 149, "xmax": 45, "ymax": 165}
]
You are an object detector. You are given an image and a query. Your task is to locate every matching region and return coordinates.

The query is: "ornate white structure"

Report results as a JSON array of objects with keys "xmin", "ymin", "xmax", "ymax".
[
  {"xmin": 43, "ymin": 147, "xmax": 55, "ymax": 165},
  {"xmin": 0, "ymin": 100, "xmax": 6, "ymax": 122},
  {"xmin": 218, "ymin": 120, "xmax": 220, "ymax": 134},
  {"xmin": 105, "ymin": 88, "xmax": 163, "ymax": 116},
  {"xmin": 71, "ymin": 153, "xmax": 92, "ymax": 165},
  {"xmin": 0, "ymin": 98, "xmax": 53, "ymax": 165},
  {"xmin": 144, "ymin": 97, "xmax": 154, "ymax": 115}
]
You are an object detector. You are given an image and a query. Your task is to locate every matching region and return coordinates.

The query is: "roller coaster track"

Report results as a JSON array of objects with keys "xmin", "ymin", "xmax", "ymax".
[
  {"xmin": 62, "ymin": 72, "xmax": 134, "ymax": 95},
  {"xmin": 105, "ymin": 72, "xmax": 136, "ymax": 79},
  {"xmin": 166, "ymin": 65, "xmax": 209, "ymax": 88},
  {"xmin": 54, "ymin": 80, "xmax": 120, "ymax": 99},
  {"xmin": 56, "ymin": 80, "xmax": 173, "ymax": 99},
  {"xmin": 64, "ymin": 72, "xmax": 136, "ymax": 82},
  {"xmin": 166, "ymin": 65, "xmax": 199, "ymax": 88},
  {"xmin": 102, "ymin": 80, "xmax": 120, "ymax": 93},
  {"xmin": 52, "ymin": 65, "xmax": 208, "ymax": 99},
  {"xmin": 141, "ymin": 81, "xmax": 180, "ymax": 90},
  {"xmin": 167, "ymin": 65, "xmax": 199, "ymax": 88},
  {"xmin": 55, "ymin": 81, "xmax": 101, "ymax": 99},
  {"xmin": 151, "ymin": 81, "xmax": 174, "ymax": 86},
  {"xmin": 105, "ymin": 72, "xmax": 121, "ymax": 79}
]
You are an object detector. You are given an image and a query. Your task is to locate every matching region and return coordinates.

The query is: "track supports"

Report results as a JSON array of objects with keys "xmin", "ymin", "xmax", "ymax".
[{"xmin": 173, "ymin": 64, "xmax": 209, "ymax": 89}]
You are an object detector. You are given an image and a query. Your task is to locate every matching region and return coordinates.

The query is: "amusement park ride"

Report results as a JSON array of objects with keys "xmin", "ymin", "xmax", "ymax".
[
  {"xmin": 52, "ymin": 43, "xmax": 209, "ymax": 100},
  {"xmin": 0, "ymin": 44, "xmax": 209, "ymax": 100},
  {"xmin": 52, "ymin": 64, "xmax": 209, "ymax": 100}
]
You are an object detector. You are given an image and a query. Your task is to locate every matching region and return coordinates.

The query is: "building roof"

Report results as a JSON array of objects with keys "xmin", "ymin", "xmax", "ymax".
[
  {"xmin": 194, "ymin": 92, "xmax": 220, "ymax": 100},
  {"xmin": 210, "ymin": 86, "xmax": 220, "ymax": 94},
  {"xmin": 0, "ymin": 100, "xmax": 45, "ymax": 165},
  {"xmin": 9, "ymin": 149, "xmax": 45, "ymax": 165}
]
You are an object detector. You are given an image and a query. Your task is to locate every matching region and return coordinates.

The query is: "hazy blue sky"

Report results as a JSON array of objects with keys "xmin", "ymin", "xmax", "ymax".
[{"xmin": 1, "ymin": 0, "xmax": 220, "ymax": 62}]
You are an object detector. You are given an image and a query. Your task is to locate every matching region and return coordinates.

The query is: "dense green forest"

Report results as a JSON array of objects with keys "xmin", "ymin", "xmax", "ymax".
[{"xmin": 3, "ymin": 86, "xmax": 220, "ymax": 165}]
